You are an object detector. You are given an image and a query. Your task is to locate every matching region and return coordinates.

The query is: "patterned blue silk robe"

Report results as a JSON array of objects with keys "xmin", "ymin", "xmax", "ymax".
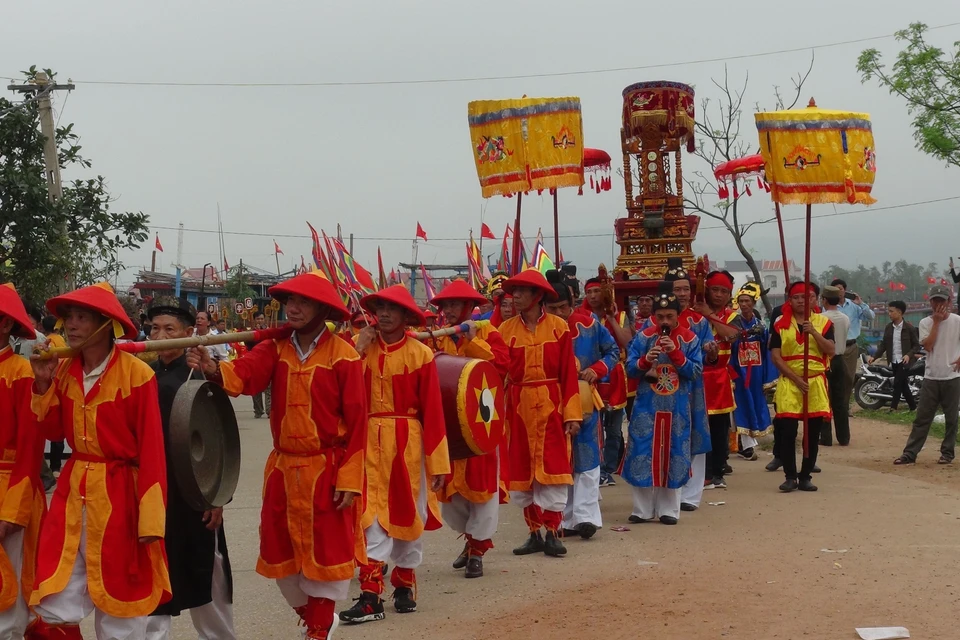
[
  {"xmin": 623, "ymin": 324, "xmax": 703, "ymax": 489},
  {"xmin": 568, "ymin": 311, "xmax": 620, "ymax": 473}
]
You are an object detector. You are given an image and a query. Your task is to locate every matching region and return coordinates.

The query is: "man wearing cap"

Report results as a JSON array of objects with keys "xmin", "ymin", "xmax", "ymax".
[
  {"xmin": 894, "ymin": 285, "xmax": 960, "ymax": 466},
  {"xmin": 498, "ymin": 269, "xmax": 581, "ymax": 558},
  {"xmin": 654, "ymin": 259, "xmax": 713, "ymax": 512},
  {"xmin": 543, "ymin": 275, "xmax": 619, "ymax": 539},
  {"xmin": 729, "ymin": 283, "xmax": 777, "ymax": 460},
  {"xmin": 623, "ymin": 281, "xmax": 703, "ymax": 524},
  {"xmin": 581, "ymin": 277, "xmax": 631, "ymax": 488},
  {"xmin": 27, "ymin": 282, "xmax": 171, "ymax": 639},
  {"xmin": 695, "ymin": 270, "xmax": 740, "ymax": 490},
  {"xmin": 339, "ymin": 285, "xmax": 449, "ymax": 622},
  {"xmin": 426, "ymin": 280, "xmax": 509, "ymax": 579},
  {"xmin": 770, "ymin": 281, "xmax": 836, "ymax": 492},
  {"xmin": 188, "ymin": 271, "xmax": 367, "ymax": 640},
  {"xmin": 144, "ymin": 297, "xmax": 235, "ymax": 640},
  {"xmin": 0, "ymin": 284, "xmax": 47, "ymax": 638}
]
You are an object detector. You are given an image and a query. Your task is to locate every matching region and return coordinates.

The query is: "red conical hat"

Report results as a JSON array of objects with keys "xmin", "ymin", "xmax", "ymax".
[
  {"xmin": 268, "ymin": 271, "xmax": 350, "ymax": 322},
  {"xmin": 0, "ymin": 283, "xmax": 37, "ymax": 339},
  {"xmin": 360, "ymin": 285, "xmax": 426, "ymax": 326},
  {"xmin": 430, "ymin": 279, "xmax": 487, "ymax": 307},
  {"xmin": 46, "ymin": 282, "xmax": 138, "ymax": 340},
  {"xmin": 502, "ymin": 269, "xmax": 558, "ymax": 301}
]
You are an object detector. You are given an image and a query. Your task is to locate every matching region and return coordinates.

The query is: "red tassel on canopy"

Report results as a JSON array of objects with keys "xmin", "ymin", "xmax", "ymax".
[
  {"xmin": 578, "ymin": 185, "xmax": 583, "ymax": 196},
  {"xmin": 595, "ymin": 181, "xmax": 601, "ymax": 193},
  {"xmin": 718, "ymin": 183, "xmax": 729, "ymax": 199},
  {"xmin": 732, "ymin": 183, "xmax": 739, "ymax": 199},
  {"xmin": 763, "ymin": 181, "xmax": 771, "ymax": 193},
  {"xmin": 589, "ymin": 176, "xmax": 595, "ymax": 189},
  {"xmin": 745, "ymin": 183, "xmax": 752, "ymax": 196},
  {"xmin": 757, "ymin": 176, "xmax": 763, "ymax": 190},
  {"xmin": 537, "ymin": 188, "xmax": 543, "ymax": 195}
]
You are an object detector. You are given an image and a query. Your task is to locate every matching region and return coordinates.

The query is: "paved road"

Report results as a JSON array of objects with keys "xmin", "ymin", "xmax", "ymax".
[{"xmin": 80, "ymin": 403, "xmax": 960, "ymax": 638}]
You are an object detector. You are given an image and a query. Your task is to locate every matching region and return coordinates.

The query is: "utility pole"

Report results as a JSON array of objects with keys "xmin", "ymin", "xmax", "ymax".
[{"xmin": 8, "ymin": 71, "xmax": 76, "ymax": 290}]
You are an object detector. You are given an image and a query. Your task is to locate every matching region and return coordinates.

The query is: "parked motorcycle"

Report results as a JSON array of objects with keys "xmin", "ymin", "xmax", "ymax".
[{"xmin": 854, "ymin": 354, "xmax": 924, "ymax": 411}]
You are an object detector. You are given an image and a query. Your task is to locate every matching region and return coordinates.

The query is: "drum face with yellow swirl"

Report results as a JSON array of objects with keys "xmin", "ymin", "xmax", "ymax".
[{"xmin": 434, "ymin": 353, "xmax": 506, "ymax": 460}]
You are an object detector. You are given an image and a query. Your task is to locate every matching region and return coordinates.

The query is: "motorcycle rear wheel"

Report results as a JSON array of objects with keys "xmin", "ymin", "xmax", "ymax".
[{"xmin": 855, "ymin": 379, "xmax": 885, "ymax": 411}]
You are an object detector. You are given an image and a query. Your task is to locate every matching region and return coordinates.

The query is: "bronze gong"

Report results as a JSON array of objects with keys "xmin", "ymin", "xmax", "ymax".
[{"xmin": 169, "ymin": 379, "xmax": 242, "ymax": 511}]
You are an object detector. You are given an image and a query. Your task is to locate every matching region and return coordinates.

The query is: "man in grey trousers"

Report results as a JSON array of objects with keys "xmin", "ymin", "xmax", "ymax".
[{"xmin": 894, "ymin": 285, "xmax": 960, "ymax": 465}]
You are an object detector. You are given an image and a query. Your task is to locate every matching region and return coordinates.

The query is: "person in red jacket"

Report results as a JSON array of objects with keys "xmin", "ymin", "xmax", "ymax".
[
  {"xmin": 0, "ymin": 284, "xmax": 46, "ymax": 638},
  {"xmin": 427, "ymin": 280, "xmax": 509, "ymax": 578}
]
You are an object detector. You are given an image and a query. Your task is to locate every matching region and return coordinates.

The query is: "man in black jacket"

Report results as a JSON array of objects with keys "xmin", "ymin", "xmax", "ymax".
[
  {"xmin": 869, "ymin": 300, "xmax": 921, "ymax": 411},
  {"xmin": 145, "ymin": 297, "xmax": 235, "ymax": 639}
]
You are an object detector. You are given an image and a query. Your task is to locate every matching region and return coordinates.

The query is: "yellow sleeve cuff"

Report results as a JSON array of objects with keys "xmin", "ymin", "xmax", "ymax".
[
  {"xmin": 30, "ymin": 384, "xmax": 57, "ymax": 421},
  {"xmin": 0, "ymin": 477, "xmax": 34, "ymax": 528},
  {"xmin": 334, "ymin": 449, "xmax": 364, "ymax": 495},
  {"xmin": 137, "ymin": 482, "xmax": 166, "ymax": 538}
]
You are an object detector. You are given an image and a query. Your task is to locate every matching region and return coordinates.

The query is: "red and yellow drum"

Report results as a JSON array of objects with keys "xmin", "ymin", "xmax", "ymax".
[{"xmin": 434, "ymin": 353, "xmax": 506, "ymax": 460}]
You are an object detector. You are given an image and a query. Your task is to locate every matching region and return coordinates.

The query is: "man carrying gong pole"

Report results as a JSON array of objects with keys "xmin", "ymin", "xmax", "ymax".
[
  {"xmin": 144, "ymin": 297, "xmax": 235, "ymax": 640},
  {"xmin": 188, "ymin": 271, "xmax": 368, "ymax": 640}
]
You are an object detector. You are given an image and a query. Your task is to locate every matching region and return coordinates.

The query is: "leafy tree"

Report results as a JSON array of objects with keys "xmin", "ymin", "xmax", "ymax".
[
  {"xmin": 683, "ymin": 59, "xmax": 814, "ymax": 315},
  {"xmin": 224, "ymin": 267, "xmax": 256, "ymax": 302},
  {"xmin": 858, "ymin": 23, "xmax": 960, "ymax": 167},
  {"xmin": 0, "ymin": 66, "xmax": 148, "ymax": 302}
]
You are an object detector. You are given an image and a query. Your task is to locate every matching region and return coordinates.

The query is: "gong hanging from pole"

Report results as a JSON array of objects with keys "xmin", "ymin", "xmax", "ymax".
[{"xmin": 169, "ymin": 379, "xmax": 242, "ymax": 511}]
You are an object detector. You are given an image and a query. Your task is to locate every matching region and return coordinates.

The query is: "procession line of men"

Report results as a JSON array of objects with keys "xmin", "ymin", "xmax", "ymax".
[{"xmin": 0, "ymin": 259, "xmax": 838, "ymax": 638}]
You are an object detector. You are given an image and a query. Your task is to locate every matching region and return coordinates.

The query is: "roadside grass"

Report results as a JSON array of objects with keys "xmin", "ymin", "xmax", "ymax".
[{"xmin": 856, "ymin": 408, "xmax": 944, "ymax": 439}]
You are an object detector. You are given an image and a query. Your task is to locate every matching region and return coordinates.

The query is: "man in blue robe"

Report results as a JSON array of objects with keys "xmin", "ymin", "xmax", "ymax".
[
  {"xmin": 730, "ymin": 283, "xmax": 777, "ymax": 460},
  {"xmin": 623, "ymin": 282, "xmax": 703, "ymax": 524}
]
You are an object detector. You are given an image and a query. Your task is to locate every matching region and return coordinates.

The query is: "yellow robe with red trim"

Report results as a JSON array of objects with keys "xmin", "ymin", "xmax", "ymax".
[
  {"xmin": 432, "ymin": 324, "xmax": 510, "ymax": 505},
  {"xmin": 0, "ymin": 348, "xmax": 45, "ymax": 612},
  {"xmin": 30, "ymin": 349, "xmax": 170, "ymax": 617},
  {"xmin": 361, "ymin": 336, "xmax": 450, "ymax": 542},
  {"xmin": 219, "ymin": 331, "xmax": 368, "ymax": 582},
  {"xmin": 774, "ymin": 313, "xmax": 833, "ymax": 419},
  {"xmin": 704, "ymin": 309, "xmax": 738, "ymax": 415},
  {"xmin": 499, "ymin": 312, "xmax": 582, "ymax": 491}
]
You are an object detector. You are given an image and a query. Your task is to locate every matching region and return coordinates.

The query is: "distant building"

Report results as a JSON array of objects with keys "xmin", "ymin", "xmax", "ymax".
[{"xmin": 133, "ymin": 264, "xmax": 286, "ymax": 318}]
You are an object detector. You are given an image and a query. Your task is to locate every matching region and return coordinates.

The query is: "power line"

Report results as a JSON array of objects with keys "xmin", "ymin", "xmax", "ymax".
[
  {"xmin": 149, "ymin": 194, "xmax": 960, "ymax": 242},
  {"xmin": 5, "ymin": 22, "xmax": 959, "ymax": 88},
  {"xmin": 0, "ymin": 82, "xmax": 53, "ymax": 118}
]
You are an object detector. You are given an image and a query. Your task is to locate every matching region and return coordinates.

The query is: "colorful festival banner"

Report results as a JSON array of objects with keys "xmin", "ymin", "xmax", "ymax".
[{"xmin": 467, "ymin": 96, "xmax": 584, "ymax": 198}]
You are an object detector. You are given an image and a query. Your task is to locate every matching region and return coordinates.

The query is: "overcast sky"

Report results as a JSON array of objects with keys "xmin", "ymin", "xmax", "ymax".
[{"xmin": 3, "ymin": 1, "xmax": 958, "ymax": 288}]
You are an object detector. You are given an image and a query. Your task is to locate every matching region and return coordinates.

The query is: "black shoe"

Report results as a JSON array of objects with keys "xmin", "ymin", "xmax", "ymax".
[
  {"xmin": 680, "ymin": 502, "xmax": 698, "ymax": 512},
  {"xmin": 738, "ymin": 448, "xmax": 758, "ymax": 461},
  {"xmin": 465, "ymin": 556, "xmax": 483, "ymax": 578},
  {"xmin": 659, "ymin": 515, "xmax": 678, "ymax": 525},
  {"xmin": 561, "ymin": 528, "xmax": 579, "ymax": 538},
  {"xmin": 513, "ymin": 532, "xmax": 544, "ymax": 555},
  {"xmin": 812, "ymin": 465, "xmax": 822, "ymax": 473},
  {"xmin": 628, "ymin": 514, "xmax": 652, "ymax": 523},
  {"xmin": 711, "ymin": 476, "xmax": 727, "ymax": 489},
  {"xmin": 452, "ymin": 543, "xmax": 468, "ymax": 569},
  {"xmin": 779, "ymin": 479, "xmax": 798, "ymax": 493},
  {"xmin": 392, "ymin": 587, "xmax": 417, "ymax": 613},
  {"xmin": 766, "ymin": 458, "xmax": 783, "ymax": 472},
  {"xmin": 543, "ymin": 531, "xmax": 567, "ymax": 557},
  {"xmin": 339, "ymin": 592, "xmax": 385, "ymax": 624},
  {"xmin": 798, "ymin": 478, "xmax": 818, "ymax": 492},
  {"xmin": 820, "ymin": 439, "xmax": 833, "ymax": 446},
  {"xmin": 724, "ymin": 464, "xmax": 734, "ymax": 474},
  {"xmin": 576, "ymin": 522, "xmax": 598, "ymax": 539}
]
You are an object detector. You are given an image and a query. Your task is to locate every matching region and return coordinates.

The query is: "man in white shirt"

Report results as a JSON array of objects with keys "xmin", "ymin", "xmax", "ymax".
[
  {"xmin": 869, "ymin": 300, "xmax": 921, "ymax": 411},
  {"xmin": 196, "ymin": 311, "xmax": 230, "ymax": 361},
  {"xmin": 821, "ymin": 286, "xmax": 851, "ymax": 446},
  {"xmin": 894, "ymin": 285, "xmax": 960, "ymax": 465}
]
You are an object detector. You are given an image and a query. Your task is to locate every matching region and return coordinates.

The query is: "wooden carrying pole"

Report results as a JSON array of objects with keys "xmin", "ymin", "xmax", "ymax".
[
  {"xmin": 511, "ymin": 193, "xmax": 523, "ymax": 275},
  {"xmin": 38, "ymin": 326, "xmax": 293, "ymax": 360},
  {"xmin": 801, "ymin": 203, "xmax": 812, "ymax": 452}
]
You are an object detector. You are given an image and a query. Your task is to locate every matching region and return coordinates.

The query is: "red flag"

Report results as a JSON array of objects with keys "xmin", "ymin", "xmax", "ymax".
[
  {"xmin": 154, "ymin": 233, "xmax": 164, "ymax": 252},
  {"xmin": 480, "ymin": 223, "xmax": 496, "ymax": 240},
  {"xmin": 378, "ymin": 247, "xmax": 387, "ymax": 290},
  {"xmin": 300, "ymin": 255, "xmax": 307, "ymax": 274},
  {"xmin": 416, "ymin": 222, "xmax": 428, "ymax": 241},
  {"xmin": 899, "ymin": 282, "xmax": 907, "ymax": 291},
  {"xmin": 876, "ymin": 287, "xmax": 885, "ymax": 293},
  {"xmin": 927, "ymin": 276, "xmax": 937, "ymax": 284},
  {"xmin": 274, "ymin": 240, "xmax": 284, "ymax": 255},
  {"xmin": 941, "ymin": 278, "xmax": 949, "ymax": 285},
  {"xmin": 224, "ymin": 257, "xmax": 229, "ymax": 271},
  {"xmin": 388, "ymin": 268, "xmax": 397, "ymax": 285}
]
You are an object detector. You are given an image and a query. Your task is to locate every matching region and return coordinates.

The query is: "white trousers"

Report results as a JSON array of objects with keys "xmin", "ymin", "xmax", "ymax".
[
  {"xmin": 365, "ymin": 521, "xmax": 423, "ymax": 568},
  {"xmin": 0, "ymin": 530, "xmax": 29, "ymax": 640},
  {"xmin": 440, "ymin": 495, "xmax": 498, "ymax": 541},
  {"xmin": 276, "ymin": 574, "xmax": 350, "ymax": 609},
  {"xmin": 680, "ymin": 454, "xmax": 707, "ymax": 508},
  {"xmin": 34, "ymin": 513, "xmax": 148, "ymax": 640},
  {"xmin": 144, "ymin": 536, "xmax": 236, "ymax": 640},
  {"xmin": 510, "ymin": 481, "xmax": 568, "ymax": 513},
  {"xmin": 561, "ymin": 467, "xmax": 602, "ymax": 529},
  {"xmin": 740, "ymin": 435, "xmax": 759, "ymax": 449},
  {"xmin": 631, "ymin": 487, "xmax": 681, "ymax": 520}
]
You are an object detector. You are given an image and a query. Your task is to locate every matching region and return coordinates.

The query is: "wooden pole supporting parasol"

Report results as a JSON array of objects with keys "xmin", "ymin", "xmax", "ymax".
[{"xmin": 511, "ymin": 192, "xmax": 523, "ymax": 275}]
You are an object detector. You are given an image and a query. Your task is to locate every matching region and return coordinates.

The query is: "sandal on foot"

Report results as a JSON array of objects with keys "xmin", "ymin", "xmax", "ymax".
[
  {"xmin": 893, "ymin": 456, "xmax": 914, "ymax": 465},
  {"xmin": 938, "ymin": 456, "xmax": 953, "ymax": 465}
]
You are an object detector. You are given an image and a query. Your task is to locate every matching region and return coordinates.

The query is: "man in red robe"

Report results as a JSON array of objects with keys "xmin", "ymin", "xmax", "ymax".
[
  {"xmin": 498, "ymin": 270, "xmax": 582, "ymax": 558},
  {"xmin": 427, "ymin": 280, "xmax": 509, "ymax": 579},
  {"xmin": 28, "ymin": 283, "xmax": 170, "ymax": 639},
  {"xmin": 339, "ymin": 285, "xmax": 449, "ymax": 624},
  {"xmin": 0, "ymin": 284, "xmax": 46, "ymax": 638},
  {"xmin": 189, "ymin": 271, "xmax": 367, "ymax": 640}
]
